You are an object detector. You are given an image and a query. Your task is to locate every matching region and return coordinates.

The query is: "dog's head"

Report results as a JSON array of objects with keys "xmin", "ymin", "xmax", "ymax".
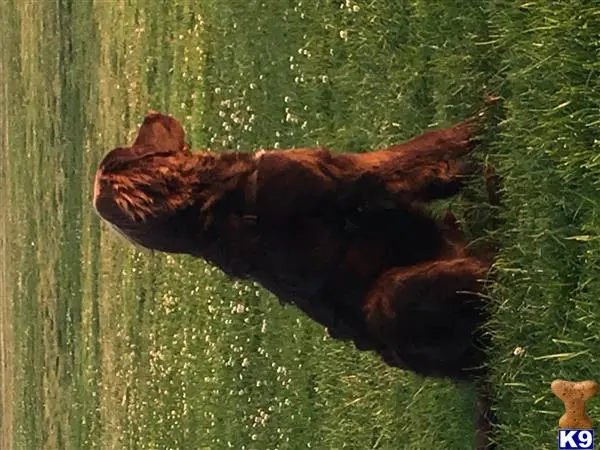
[{"xmin": 93, "ymin": 111, "xmax": 196, "ymax": 250}]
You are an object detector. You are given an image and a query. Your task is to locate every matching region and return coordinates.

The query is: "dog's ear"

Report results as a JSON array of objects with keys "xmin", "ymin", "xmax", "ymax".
[
  {"xmin": 98, "ymin": 146, "xmax": 177, "ymax": 173},
  {"xmin": 133, "ymin": 110, "xmax": 189, "ymax": 154}
]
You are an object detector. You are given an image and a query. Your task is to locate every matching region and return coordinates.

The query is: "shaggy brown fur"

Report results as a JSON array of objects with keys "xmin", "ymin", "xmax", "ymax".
[
  {"xmin": 94, "ymin": 110, "xmax": 498, "ymax": 380},
  {"xmin": 94, "ymin": 109, "xmax": 500, "ymax": 448}
]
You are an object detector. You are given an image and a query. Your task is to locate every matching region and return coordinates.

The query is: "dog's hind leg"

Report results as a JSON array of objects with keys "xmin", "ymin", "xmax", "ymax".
[
  {"xmin": 362, "ymin": 257, "xmax": 491, "ymax": 380},
  {"xmin": 362, "ymin": 257, "xmax": 496, "ymax": 448}
]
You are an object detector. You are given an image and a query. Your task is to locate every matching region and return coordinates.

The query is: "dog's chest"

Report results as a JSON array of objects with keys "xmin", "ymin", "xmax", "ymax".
[{"xmin": 248, "ymin": 218, "xmax": 348, "ymax": 300}]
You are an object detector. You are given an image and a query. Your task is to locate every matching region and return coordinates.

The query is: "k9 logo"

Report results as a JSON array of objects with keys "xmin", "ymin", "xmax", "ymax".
[{"xmin": 558, "ymin": 429, "xmax": 594, "ymax": 449}]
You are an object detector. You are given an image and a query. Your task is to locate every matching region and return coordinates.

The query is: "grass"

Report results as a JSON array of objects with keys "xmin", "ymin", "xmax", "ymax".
[{"xmin": 2, "ymin": 0, "xmax": 600, "ymax": 449}]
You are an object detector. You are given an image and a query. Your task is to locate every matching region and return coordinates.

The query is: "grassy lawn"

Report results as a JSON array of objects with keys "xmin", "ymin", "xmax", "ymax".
[{"xmin": 2, "ymin": 1, "xmax": 600, "ymax": 449}]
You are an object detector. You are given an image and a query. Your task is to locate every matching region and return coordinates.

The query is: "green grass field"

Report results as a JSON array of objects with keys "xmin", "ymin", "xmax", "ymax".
[{"xmin": 2, "ymin": 1, "xmax": 600, "ymax": 449}]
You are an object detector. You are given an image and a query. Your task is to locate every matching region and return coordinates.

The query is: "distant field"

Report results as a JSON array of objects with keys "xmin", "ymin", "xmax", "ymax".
[{"xmin": 2, "ymin": 1, "xmax": 600, "ymax": 449}]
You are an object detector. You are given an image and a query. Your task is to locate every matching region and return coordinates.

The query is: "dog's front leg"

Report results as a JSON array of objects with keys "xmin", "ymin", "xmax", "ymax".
[{"xmin": 381, "ymin": 117, "xmax": 481, "ymax": 160}]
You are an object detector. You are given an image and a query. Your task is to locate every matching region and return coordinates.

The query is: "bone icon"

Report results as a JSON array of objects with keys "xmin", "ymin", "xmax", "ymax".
[{"xmin": 552, "ymin": 379, "xmax": 598, "ymax": 429}]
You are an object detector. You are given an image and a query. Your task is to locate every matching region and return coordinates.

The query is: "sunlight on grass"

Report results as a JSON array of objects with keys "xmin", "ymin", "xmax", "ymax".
[{"xmin": 2, "ymin": 1, "xmax": 600, "ymax": 449}]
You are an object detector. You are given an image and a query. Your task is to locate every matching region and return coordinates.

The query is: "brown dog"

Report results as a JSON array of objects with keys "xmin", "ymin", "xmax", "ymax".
[{"xmin": 94, "ymin": 109, "xmax": 498, "ymax": 382}]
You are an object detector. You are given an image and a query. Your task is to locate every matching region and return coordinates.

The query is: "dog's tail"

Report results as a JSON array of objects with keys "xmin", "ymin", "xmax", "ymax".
[
  {"xmin": 472, "ymin": 95, "xmax": 504, "ymax": 450},
  {"xmin": 474, "ymin": 379, "xmax": 497, "ymax": 450}
]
